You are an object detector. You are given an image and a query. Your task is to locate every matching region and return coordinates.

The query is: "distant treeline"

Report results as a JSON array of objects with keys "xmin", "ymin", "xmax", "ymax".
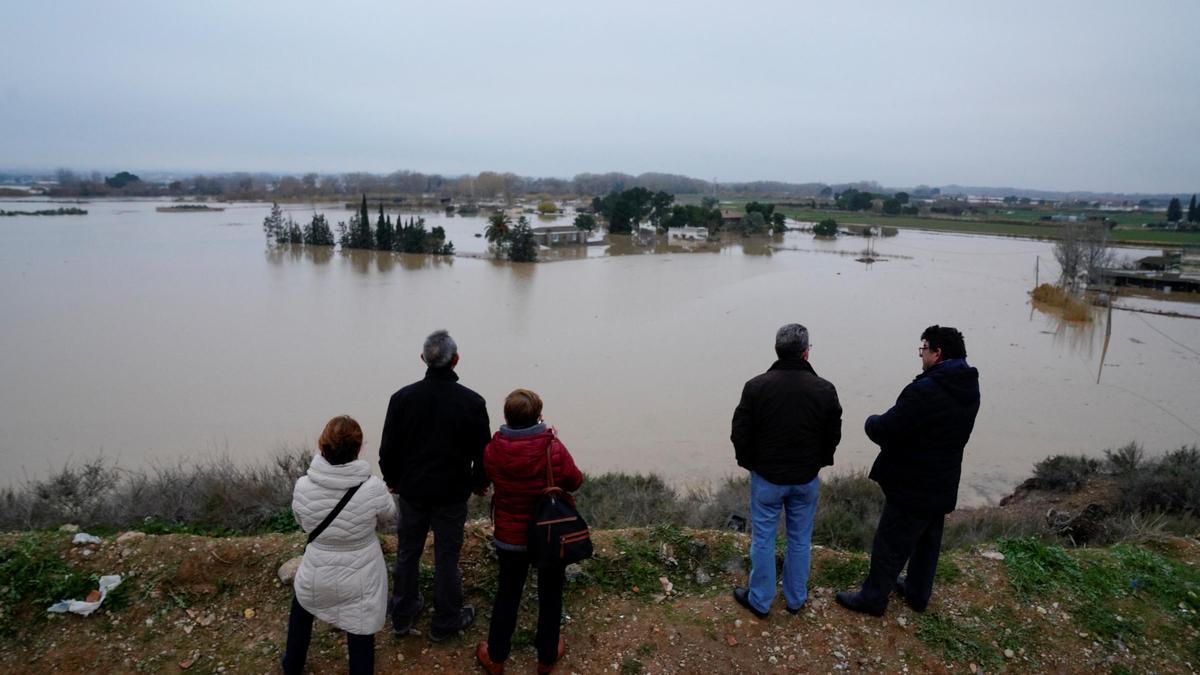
[
  {"xmin": 0, "ymin": 207, "xmax": 87, "ymax": 216},
  {"xmin": 590, "ymin": 190, "xmax": 786, "ymax": 235},
  {"xmin": 41, "ymin": 168, "xmax": 894, "ymax": 201},
  {"xmin": 10, "ymin": 167, "xmax": 1194, "ymax": 205},
  {"xmin": 263, "ymin": 197, "xmax": 453, "ymax": 255}
]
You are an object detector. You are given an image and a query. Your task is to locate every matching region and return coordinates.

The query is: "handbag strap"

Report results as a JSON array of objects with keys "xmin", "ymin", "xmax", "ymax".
[
  {"xmin": 307, "ymin": 481, "xmax": 365, "ymax": 545},
  {"xmin": 543, "ymin": 435, "xmax": 556, "ymax": 490}
]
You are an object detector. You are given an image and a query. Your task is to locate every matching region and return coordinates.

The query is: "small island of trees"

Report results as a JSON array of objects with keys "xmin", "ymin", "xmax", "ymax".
[
  {"xmin": 0, "ymin": 207, "xmax": 87, "ymax": 216},
  {"xmin": 262, "ymin": 196, "xmax": 454, "ymax": 256}
]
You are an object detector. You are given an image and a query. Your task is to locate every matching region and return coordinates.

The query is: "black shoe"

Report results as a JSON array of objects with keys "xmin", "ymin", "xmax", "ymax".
[
  {"xmin": 732, "ymin": 587, "xmax": 769, "ymax": 619},
  {"xmin": 834, "ymin": 590, "xmax": 885, "ymax": 617},
  {"xmin": 894, "ymin": 576, "xmax": 927, "ymax": 613},
  {"xmin": 785, "ymin": 604, "xmax": 804, "ymax": 615},
  {"xmin": 429, "ymin": 605, "xmax": 476, "ymax": 643},
  {"xmin": 391, "ymin": 597, "xmax": 425, "ymax": 638}
]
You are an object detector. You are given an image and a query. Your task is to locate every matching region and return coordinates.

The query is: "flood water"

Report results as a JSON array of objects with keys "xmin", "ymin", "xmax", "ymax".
[{"xmin": 2, "ymin": 198, "xmax": 1198, "ymax": 505}]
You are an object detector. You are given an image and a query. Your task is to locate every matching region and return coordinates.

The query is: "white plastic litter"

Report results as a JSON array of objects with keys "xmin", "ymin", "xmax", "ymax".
[
  {"xmin": 47, "ymin": 575, "xmax": 122, "ymax": 616},
  {"xmin": 72, "ymin": 533, "xmax": 102, "ymax": 545}
]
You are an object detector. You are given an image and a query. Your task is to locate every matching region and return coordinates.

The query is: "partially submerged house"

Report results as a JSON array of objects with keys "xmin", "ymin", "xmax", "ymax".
[
  {"xmin": 531, "ymin": 225, "xmax": 586, "ymax": 246},
  {"xmin": 667, "ymin": 226, "xmax": 708, "ymax": 241}
]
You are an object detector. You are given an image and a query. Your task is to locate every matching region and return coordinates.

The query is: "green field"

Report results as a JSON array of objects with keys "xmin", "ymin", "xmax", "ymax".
[{"xmin": 773, "ymin": 207, "xmax": 1200, "ymax": 247}]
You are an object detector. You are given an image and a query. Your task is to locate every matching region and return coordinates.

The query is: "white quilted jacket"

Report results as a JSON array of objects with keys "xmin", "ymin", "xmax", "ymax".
[{"xmin": 292, "ymin": 454, "xmax": 397, "ymax": 635}]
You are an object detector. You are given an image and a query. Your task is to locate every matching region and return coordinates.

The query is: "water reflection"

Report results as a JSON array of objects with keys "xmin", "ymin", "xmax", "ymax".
[
  {"xmin": 265, "ymin": 244, "xmax": 334, "ymax": 266},
  {"xmin": 1031, "ymin": 300, "xmax": 1102, "ymax": 358},
  {"xmin": 329, "ymin": 248, "xmax": 456, "ymax": 274}
]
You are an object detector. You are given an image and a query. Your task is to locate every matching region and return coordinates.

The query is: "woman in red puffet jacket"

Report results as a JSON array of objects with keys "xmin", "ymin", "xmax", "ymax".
[{"xmin": 476, "ymin": 389, "xmax": 583, "ymax": 675}]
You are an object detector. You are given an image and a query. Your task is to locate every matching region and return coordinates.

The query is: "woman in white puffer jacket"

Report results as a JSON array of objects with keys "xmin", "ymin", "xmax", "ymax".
[{"xmin": 282, "ymin": 415, "xmax": 397, "ymax": 675}]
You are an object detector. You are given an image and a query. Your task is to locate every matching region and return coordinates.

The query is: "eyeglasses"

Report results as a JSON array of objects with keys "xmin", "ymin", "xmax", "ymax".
[{"xmin": 918, "ymin": 346, "xmax": 929, "ymax": 355}]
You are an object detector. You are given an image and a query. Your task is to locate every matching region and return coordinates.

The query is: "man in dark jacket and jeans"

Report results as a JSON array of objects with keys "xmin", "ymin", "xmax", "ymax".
[
  {"xmin": 836, "ymin": 325, "xmax": 980, "ymax": 616},
  {"xmin": 380, "ymin": 329, "xmax": 491, "ymax": 641},
  {"xmin": 731, "ymin": 323, "xmax": 842, "ymax": 617}
]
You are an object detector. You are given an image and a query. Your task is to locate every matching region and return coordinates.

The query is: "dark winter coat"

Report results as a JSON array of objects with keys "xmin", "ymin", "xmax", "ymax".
[
  {"xmin": 866, "ymin": 358, "xmax": 981, "ymax": 515},
  {"xmin": 484, "ymin": 425, "xmax": 584, "ymax": 550},
  {"xmin": 731, "ymin": 357, "xmax": 843, "ymax": 485},
  {"xmin": 378, "ymin": 368, "xmax": 490, "ymax": 505}
]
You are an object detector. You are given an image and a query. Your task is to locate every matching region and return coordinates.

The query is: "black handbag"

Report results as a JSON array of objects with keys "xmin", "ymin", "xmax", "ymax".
[{"xmin": 527, "ymin": 437, "xmax": 592, "ymax": 569}]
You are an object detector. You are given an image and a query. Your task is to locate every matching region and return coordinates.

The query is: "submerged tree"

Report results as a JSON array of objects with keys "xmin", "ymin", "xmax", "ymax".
[
  {"xmin": 304, "ymin": 214, "xmax": 335, "ymax": 246},
  {"xmin": 813, "ymin": 218, "xmax": 838, "ymax": 237},
  {"xmin": 375, "ymin": 205, "xmax": 395, "ymax": 251},
  {"xmin": 262, "ymin": 202, "xmax": 284, "ymax": 243},
  {"xmin": 284, "ymin": 215, "xmax": 303, "ymax": 243},
  {"xmin": 485, "ymin": 211, "xmax": 511, "ymax": 243},
  {"xmin": 507, "ymin": 217, "xmax": 538, "ymax": 262},
  {"xmin": 573, "ymin": 212, "xmax": 597, "ymax": 231},
  {"xmin": 1054, "ymin": 222, "xmax": 1113, "ymax": 289}
]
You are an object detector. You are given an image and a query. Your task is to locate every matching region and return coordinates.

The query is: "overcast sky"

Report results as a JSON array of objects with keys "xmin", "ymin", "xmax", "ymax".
[{"xmin": 2, "ymin": 1, "xmax": 1198, "ymax": 193}]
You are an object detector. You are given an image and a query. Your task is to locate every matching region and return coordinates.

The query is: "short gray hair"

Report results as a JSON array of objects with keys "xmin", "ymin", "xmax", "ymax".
[
  {"xmin": 775, "ymin": 323, "xmax": 809, "ymax": 358},
  {"xmin": 422, "ymin": 330, "xmax": 457, "ymax": 368}
]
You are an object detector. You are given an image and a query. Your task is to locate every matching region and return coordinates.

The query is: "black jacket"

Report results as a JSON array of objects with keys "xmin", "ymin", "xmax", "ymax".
[
  {"xmin": 731, "ymin": 357, "xmax": 842, "ymax": 485},
  {"xmin": 379, "ymin": 368, "xmax": 491, "ymax": 505},
  {"xmin": 866, "ymin": 358, "xmax": 980, "ymax": 515}
]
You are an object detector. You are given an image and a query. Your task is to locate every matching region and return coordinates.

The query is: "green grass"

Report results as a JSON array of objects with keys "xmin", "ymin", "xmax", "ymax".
[
  {"xmin": 582, "ymin": 525, "xmax": 732, "ymax": 597},
  {"xmin": 0, "ymin": 534, "xmax": 128, "ymax": 636},
  {"xmin": 934, "ymin": 557, "xmax": 962, "ymax": 584},
  {"xmin": 814, "ymin": 555, "xmax": 869, "ymax": 589},
  {"xmin": 915, "ymin": 612, "xmax": 1000, "ymax": 667},
  {"xmin": 998, "ymin": 537, "xmax": 1200, "ymax": 646}
]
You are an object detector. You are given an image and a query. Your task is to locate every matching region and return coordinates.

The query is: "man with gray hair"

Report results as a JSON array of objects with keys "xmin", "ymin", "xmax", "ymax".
[
  {"xmin": 380, "ymin": 330, "xmax": 491, "ymax": 642},
  {"xmin": 731, "ymin": 323, "xmax": 842, "ymax": 618}
]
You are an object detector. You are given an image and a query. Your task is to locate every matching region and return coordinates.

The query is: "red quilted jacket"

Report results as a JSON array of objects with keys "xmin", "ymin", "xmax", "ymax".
[{"xmin": 484, "ymin": 427, "xmax": 584, "ymax": 548}]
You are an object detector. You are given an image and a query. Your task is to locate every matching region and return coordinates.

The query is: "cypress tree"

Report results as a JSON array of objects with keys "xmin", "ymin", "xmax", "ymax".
[
  {"xmin": 1167, "ymin": 197, "xmax": 1183, "ymax": 223},
  {"xmin": 375, "ymin": 205, "xmax": 395, "ymax": 251},
  {"xmin": 1188, "ymin": 194, "xmax": 1197, "ymax": 223}
]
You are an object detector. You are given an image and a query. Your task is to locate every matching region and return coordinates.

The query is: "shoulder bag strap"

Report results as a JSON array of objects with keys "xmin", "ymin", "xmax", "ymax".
[
  {"xmin": 544, "ymin": 436, "xmax": 556, "ymax": 490},
  {"xmin": 307, "ymin": 481, "xmax": 366, "ymax": 546}
]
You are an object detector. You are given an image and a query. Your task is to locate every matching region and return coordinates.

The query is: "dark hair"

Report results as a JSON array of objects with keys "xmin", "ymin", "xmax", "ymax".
[
  {"xmin": 319, "ymin": 415, "xmax": 363, "ymax": 465},
  {"xmin": 503, "ymin": 388, "xmax": 543, "ymax": 429},
  {"xmin": 921, "ymin": 325, "xmax": 967, "ymax": 360}
]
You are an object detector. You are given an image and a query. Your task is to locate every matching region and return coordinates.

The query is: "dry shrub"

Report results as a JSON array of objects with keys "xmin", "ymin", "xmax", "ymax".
[
  {"xmin": 1031, "ymin": 283, "xmax": 1093, "ymax": 322},
  {"xmin": 1029, "ymin": 454, "xmax": 1100, "ymax": 493},
  {"xmin": 1031, "ymin": 283, "xmax": 1070, "ymax": 305},
  {"xmin": 0, "ymin": 446, "xmax": 311, "ymax": 533}
]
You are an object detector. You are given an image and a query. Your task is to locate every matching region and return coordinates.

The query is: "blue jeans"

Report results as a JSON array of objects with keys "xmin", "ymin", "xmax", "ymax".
[{"xmin": 748, "ymin": 471, "xmax": 819, "ymax": 613}]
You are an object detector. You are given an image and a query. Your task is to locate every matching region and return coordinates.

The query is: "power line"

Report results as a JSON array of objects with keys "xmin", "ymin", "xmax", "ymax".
[{"xmin": 1135, "ymin": 313, "xmax": 1200, "ymax": 357}]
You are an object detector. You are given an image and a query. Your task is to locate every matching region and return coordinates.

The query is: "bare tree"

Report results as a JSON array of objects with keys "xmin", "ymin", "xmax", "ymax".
[{"xmin": 1054, "ymin": 222, "xmax": 1113, "ymax": 290}]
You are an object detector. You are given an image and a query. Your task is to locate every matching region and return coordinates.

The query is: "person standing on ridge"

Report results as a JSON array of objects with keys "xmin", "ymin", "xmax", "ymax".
[
  {"xmin": 836, "ymin": 325, "xmax": 980, "ymax": 617},
  {"xmin": 380, "ymin": 329, "xmax": 491, "ymax": 642},
  {"xmin": 731, "ymin": 323, "xmax": 842, "ymax": 618}
]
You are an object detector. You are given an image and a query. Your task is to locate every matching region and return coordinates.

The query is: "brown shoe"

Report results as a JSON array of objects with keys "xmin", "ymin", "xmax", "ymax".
[
  {"xmin": 536, "ymin": 636, "xmax": 566, "ymax": 674},
  {"xmin": 476, "ymin": 641, "xmax": 504, "ymax": 675}
]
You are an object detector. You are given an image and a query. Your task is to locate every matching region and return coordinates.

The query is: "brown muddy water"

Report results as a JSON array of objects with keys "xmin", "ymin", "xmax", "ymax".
[{"xmin": 2, "ymin": 199, "xmax": 1198, "ymax": 505}]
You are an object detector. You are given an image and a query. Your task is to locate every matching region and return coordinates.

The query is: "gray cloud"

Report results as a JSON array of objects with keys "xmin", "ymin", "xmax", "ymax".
[{"xmin": 2, "ymin": 0, "xmax": 1198, "ymax": 192}]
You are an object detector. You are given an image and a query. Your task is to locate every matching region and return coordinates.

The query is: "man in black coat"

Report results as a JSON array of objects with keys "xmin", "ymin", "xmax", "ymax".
[
  {"xmin": 730, "ymin": 323, "xmax": 842, "ymax": 618},
  {"xmin": 836, "ymin": 325, "xmax": 980, "ymax": 616},
  {"xmin": 380, "ymin": 329, "xmax": 491, "ymax": 641}
]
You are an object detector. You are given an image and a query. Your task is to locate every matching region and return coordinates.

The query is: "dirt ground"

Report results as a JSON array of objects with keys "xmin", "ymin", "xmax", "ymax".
[{"xmin": 1, "ymin": 517, "xmax": 1197, "ymax": 674}]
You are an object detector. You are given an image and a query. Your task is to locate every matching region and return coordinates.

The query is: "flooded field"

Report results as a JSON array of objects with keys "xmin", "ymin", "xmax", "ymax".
[{"xmin": 1, "ymin": 199, "xmax": 1198, "ymax": 505}]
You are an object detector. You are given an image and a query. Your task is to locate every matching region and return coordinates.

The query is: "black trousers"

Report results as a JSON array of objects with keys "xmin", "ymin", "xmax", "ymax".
[
  {"xmin": 858, "ymin": 498, "xmax": 945, "ymax": 612},
  {"xmin": 281, "ymin": 594, "xmax": 374, "ymax": 675},
  {"xmin": 392, "ymin": 496, "xmax": 468, "ymax": 635},
  {"xmin": 487, "ymin": 548, "xmax": 565, "ymax": 665}
]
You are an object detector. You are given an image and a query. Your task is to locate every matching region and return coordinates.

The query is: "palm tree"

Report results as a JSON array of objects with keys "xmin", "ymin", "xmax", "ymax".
[{"xmin": 485, "ymin": 211, "xmax": 511, "ymax": 243}]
